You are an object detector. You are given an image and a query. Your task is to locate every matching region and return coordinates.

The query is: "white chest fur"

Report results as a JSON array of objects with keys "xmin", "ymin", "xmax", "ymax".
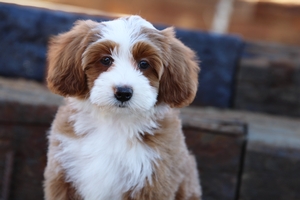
[{"xmin": 54, "ymin": 102, "xmax": 163, "ymax": 200}]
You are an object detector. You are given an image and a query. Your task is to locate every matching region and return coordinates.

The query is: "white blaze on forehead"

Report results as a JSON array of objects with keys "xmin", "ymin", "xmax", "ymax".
[{"xmin": 99, "ymin": 15, "xmax": 156, "ymax": 46}]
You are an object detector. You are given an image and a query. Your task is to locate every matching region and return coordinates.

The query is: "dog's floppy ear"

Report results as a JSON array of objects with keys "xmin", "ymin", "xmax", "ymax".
[
  {"xmin": 46, "ymin": 20, "xmax": 98, "ymax": 97},
  {"xmin": 158, "ymin": 27, "xmax": 200, "ymax": 108}
]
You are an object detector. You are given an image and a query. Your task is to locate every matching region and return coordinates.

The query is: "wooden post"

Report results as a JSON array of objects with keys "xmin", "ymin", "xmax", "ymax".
[{"xmin": 211, "ymin": 0, "xmax": 235, "ymax": 34}]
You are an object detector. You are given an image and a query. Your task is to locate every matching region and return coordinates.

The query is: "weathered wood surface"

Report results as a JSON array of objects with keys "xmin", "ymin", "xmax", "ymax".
[
  {"xmin": 0, "ymin": 77, "xmax": 61, "ymax": 200},
  {"xmin": 0, "ymin": 78, "xmax": 62, "ymax": 124},
  {"xmin": 1, "ymin": 76, "xmax": 300, "ymax": 200},
  {"xmin": 0, "ymin": 132, "xmax": 13, "ymax": 200},
  {"xmin": 235, "ymin": 41, "xmax": 300, "ymax": 117},
  {"xmin": 181, "ymin": 106, "xmax": 300, "ymax": 200},
  {"xmin": 181, "ymin": 110, "xmax": 246, "ymax": 200},
  {"xmin": 184, "ymin": 127, "xmax": 245, "ymax": 200}
]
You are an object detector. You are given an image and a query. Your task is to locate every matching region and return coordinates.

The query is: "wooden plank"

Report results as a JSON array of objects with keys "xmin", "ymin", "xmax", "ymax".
[
  {"xmin": 0, "ymin": 77, "xmax": 62, "ymax": 124},
  {"xmin": 235, "ymin": 41, "xmax": 300, "ymax": 117},
  {"xmin": 181, "ymin": 108, "xmax": 247, "ymax": 200},
  {"xmin": 0, "ymin": 125, "xmax": 48, "ymax": 200},
  {"xmin": 0, "ymin": 139, "xmax": 14, "ymax": 200},
  {"xmin": 182, "ymin": 106, "xmax": 300, "ymax": 200}
]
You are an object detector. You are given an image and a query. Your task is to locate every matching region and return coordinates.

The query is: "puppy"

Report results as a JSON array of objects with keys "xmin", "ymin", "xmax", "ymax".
[{"xmin": 44, "ymin": 15, "xmax": 201, "ymax": 200}]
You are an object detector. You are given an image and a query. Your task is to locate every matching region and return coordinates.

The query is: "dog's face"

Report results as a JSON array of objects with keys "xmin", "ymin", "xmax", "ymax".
[{"xmin": 47, "ymin": 16, "xmax": 199, "ymax": 111}]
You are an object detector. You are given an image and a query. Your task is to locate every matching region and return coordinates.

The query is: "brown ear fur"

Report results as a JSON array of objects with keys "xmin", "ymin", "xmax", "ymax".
[
  {"xmin": 158, "ymin": 28, "xmax": 200, "ymax": 108},
  {"xmin": 46, "ymin": 20, "xmax": 99, "ymax": 97}
]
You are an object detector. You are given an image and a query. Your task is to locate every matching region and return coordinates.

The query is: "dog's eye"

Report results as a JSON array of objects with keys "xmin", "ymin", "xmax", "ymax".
[
  {"xmin": 100, "ymin": 56, "xmax": 113, "ymax": 67},
  {"xmin": 138, "ymin": 60, "xmax": 150, "ymax": 70}
]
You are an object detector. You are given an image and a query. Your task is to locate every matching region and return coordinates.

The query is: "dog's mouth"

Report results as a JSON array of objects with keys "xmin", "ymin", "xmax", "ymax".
[
  {"xmin": 118, "ymin": 104, "xmax": 126, "ymax": 108},
  {"xmin": 116, "ymin": 102, "xmax": 128, "ymax": 108}
]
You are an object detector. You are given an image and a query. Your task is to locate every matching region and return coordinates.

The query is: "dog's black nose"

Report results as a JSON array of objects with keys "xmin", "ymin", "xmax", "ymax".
[{"xmin": 114, "ymin": 86, "xmax": 133, "ymax": 102}]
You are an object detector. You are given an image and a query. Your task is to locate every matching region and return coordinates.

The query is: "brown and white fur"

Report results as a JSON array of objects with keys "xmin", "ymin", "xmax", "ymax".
[{"xmin": 44, "ymin": 15, "xmax": 201, "ymax": 200}]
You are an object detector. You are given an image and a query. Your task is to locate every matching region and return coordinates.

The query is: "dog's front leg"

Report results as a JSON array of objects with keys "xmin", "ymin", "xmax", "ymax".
[
  {"xmin": 44, "ymin": 164, "xmax": 80, "ymax": 200},
  {"xmin": 44, "ymin": 151, "xmax": 82, "ymax": 200}
]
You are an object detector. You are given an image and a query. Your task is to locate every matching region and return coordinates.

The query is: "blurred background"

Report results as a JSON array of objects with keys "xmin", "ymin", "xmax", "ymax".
[{"xmin": 36, "ymin": 0, "xmax": 300, "ymax": 46}]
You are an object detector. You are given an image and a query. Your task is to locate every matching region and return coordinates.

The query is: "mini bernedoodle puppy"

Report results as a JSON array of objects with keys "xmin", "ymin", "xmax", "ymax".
[{"xmin": 44, "ymin": 15, "xmax": 201, "ymax": 200}]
